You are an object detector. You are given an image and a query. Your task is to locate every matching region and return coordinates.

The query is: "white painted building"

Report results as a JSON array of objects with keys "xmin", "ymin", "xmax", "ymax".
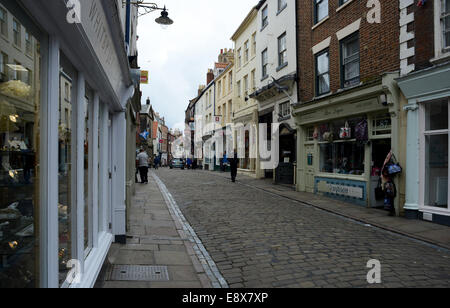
[
  {"xmin": 0, "ymin": 0, "xmax": 139, "ymax": 288},
  {"xmin": 251, "ymin": 0, "xmax": 298, "ymax": 184}
]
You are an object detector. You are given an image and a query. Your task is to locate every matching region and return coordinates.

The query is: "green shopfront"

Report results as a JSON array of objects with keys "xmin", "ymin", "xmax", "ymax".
[
  {"xmin": 293, "ymin": 73, "xmax": 404, "ymax": 210},
  {"xmin": 397, "ymin": 62, "xmax": 450, "ymax": 227}
]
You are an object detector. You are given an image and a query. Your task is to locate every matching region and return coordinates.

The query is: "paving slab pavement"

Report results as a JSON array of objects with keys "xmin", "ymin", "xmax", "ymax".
[{"xmin": 95, "ymin": 171, "xmax": 226, "ymax": 288}]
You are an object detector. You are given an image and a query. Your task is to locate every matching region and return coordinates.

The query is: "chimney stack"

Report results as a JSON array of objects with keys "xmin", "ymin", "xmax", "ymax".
[{"xmin": 207, "ymin": 69, "xmax": 214, "ymax": 85}]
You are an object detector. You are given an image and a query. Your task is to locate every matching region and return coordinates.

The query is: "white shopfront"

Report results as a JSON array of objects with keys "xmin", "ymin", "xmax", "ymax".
[{"xmin": 0, "ymin": 0, "xmax": 135, "ymax": 287}]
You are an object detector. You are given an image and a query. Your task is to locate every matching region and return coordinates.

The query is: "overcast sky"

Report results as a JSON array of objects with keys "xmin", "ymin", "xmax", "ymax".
[{"xmin": 137, "ymin": 0, "xmax": 256, "ymax": 131}]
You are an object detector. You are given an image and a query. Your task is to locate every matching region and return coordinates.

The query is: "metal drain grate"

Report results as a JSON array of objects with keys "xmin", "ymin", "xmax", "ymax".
[{"xmin": 111, "ymin": 265, "xmax": 170, "ymax": 281}]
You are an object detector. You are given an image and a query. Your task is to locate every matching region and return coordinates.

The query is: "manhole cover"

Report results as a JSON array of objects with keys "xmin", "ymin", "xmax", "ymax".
[{"xmin": 111, "ymin": 265, "xmax": 169, "ymax": 281}]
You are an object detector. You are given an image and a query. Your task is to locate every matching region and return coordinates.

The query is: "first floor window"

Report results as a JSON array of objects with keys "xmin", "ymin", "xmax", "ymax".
[
  {"xmin": 280, "ymin": 102, "xmax": 290, "ymax": 118},
  {"xmin": 341, "ymin": 33, "xmax": 360, "ymax": 88},
  {"xmin": 316, "ymin": 49, "xmax": 330, "ymax": 95},
  {"xmin": 262, "ymin": 48, "xmax": 268, "ymax": 79},
  {"xmin": 13, "ymin": 19, "xmax": 21, "ymax": 48},
  {"xmin": 442, "ymin": 0, "xmax": 450, "ymax": 49},
  {"xmin": 278, "ymin": 32, "xmax": 287, "ymax": 68}
]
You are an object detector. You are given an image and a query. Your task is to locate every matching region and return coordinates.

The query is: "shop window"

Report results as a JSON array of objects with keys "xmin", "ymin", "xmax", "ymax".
[
  {"xmin": 58, "ymin": 55, "xmax": 74, "ymax": 286},
  {"xmin": 83, "ymin": 93, "xmax": 92, "ymax": 257},
  {"xmin": 372, "ymin": 114, "xmax": 392, "ymax": 136},
  {"xmin": 320, "ymin": 142, "xmax": 365, "ymax": 175},
  {"xmin": 424, "ymin": 134, "xmax": 448, "ymax": 208},
  {"xmin": 318, "ymin": 118, "xmax": 365, "ymax": 175},
  {"xmin": 425, "ymin": 100, "xmax": 448, "ymax": 131},
  {"xmin": 0, "ymin": 7, "xmax": 40, "ymax": 287},
  {"xmin": 423, "ymin": 99, "xmax": 449, "ymax": 209}
]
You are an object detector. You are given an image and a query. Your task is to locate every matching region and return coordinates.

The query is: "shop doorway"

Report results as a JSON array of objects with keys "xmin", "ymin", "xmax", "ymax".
[
  {"xmin": 276, "ymin": 129, "xmax": 296, "ymax": 185},
  {"xmin": 370, "ymin": 139, "xmax": 391, "ymax": 208},
  {"xmin": 305, "ymin": 145, "xmax": 315, "ymax": 193}
]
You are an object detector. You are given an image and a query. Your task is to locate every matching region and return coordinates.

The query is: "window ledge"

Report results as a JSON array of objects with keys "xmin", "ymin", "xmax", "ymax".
[
  {"xmin": 276, "ymin": 62, "xmax": 288, "ymax": 72},
  {"xmin": 336, "ymin": 0, "xmax": 354, "ymax": 13},
  {"xmin": 276, "ymin": 5, "xmax": 287, "ymax": 16},
  {"xmin": 430, "ymin": 51, "xmax": 450, "ymax": 65},
  {"xmin": 1, "ymin": 34, "xmax": 8, "ymax": 43},
  {"xmin": 312, "ymin": 16, "xmax": 329, "ymax": 31},
  {"xmin": 260, "ymin": 23, "xmax": 268, "ymax": 32}
]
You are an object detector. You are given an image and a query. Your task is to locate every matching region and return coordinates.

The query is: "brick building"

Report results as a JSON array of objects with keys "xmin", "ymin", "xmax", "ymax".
[{"xmin": 292, "ymin": 0, "xmax": 407, "ymax": 213}]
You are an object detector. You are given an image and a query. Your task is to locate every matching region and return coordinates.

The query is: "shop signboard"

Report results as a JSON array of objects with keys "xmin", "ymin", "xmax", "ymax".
[{"xmin": 315, "ymin": 177, "xmax": 366, "ymax": 206}]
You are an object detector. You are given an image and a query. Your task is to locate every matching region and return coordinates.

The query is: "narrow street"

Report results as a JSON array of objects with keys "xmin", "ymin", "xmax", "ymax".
[{"xmin": 152, "ymin": 168, "xmax": 450, "ymax": 288}]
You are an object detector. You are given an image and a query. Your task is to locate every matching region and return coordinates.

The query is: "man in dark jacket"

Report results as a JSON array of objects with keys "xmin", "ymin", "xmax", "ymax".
[{"xmin": 229, "ymin": 151, "xmax": 239, "ymax": 183}]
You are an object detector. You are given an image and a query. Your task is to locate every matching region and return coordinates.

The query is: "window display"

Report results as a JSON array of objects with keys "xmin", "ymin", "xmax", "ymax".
[
  {"xmin": 423, "ymin": 99, "xmax": 449, "ymax": 209},
  {"xmin": 318, "ymin": 118, "xmax": 365, "ymax": 175},
  {"xmin": 0, "ymin": 5, "xmax": 40, "ymax": 287},
  {"xmin": 58, "ymin": 54, "xmax": 73, "ymax": 286}
]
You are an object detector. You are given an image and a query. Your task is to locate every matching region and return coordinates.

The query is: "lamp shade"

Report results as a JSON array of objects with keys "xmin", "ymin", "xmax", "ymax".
[{"xmin": 155, "ymin": 8, "xmax": 173, "ymax": 25}]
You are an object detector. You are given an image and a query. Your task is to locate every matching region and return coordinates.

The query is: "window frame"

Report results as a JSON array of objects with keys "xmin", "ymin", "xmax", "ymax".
[
  {"xmin": 314, "ymin": 0, "xmax": 329, "ymax": 25},
  {"xmin": 315, "ymin": 48, "xmax": 330, "ymax": 96},
  {"xmin": 13, "ymin": 18, "xmax": 21, "ymax": 48},
  {"xmin": 278, "ymin": 0, "xmax": 287, "ymax": 13},
  {"xmin": 419, "ymin": 98, "xmax": 450, "ymax": 214},
  {"xmin": 278, "ymin": 32, "xmax": 288, "ymax": 69},
  {"xmin": 0, "ymin": 6, "xmax": 7, "ymax": 38},
  {"xmin": 261, "ymin": 5, "xmax": 269, "ymax": 30},
  {"xmin": 261, "ymin": 48, "xmax": 268, "ymax": 80},
  {"xmin": 340, "ymin": 32, "xmax": 360, "ymax": 88}
]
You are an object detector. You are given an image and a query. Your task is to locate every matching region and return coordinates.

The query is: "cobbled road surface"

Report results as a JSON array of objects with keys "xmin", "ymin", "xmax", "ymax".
[{"xmin": 153, "ymin": 168, "xmax": 450, "ymax": 288}]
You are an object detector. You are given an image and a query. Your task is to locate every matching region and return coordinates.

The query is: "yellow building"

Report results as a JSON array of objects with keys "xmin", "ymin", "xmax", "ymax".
[
  {"xmin": 215, "ymin": 59, "xmax": 234, "ymax": 161},
  {"xmin": 231, "ymin": 6, "xmax": 259, "ymax": 176}
]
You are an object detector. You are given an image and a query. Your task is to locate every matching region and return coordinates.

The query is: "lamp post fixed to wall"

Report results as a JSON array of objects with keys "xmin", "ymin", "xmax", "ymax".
[{"xmin": 125, "ymin": 1, "xmax": 174, "ymax": 25}]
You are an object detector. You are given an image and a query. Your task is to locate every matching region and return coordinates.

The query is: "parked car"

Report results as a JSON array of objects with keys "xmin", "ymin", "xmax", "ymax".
[{"xmin": 170, "ymin": 159, "xmax": 185, "ymax": 169}]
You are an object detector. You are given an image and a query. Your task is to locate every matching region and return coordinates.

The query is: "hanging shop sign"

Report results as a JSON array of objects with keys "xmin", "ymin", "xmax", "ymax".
[{"xmin": 140, "ymin": 71, "xmax": 149, "ymax": 84}]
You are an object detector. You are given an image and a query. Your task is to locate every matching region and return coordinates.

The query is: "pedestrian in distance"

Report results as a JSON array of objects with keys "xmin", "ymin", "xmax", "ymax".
[
  {"xmin": 136, "ymin": 148, "xmax": 150, "ymax": 184},
  {"xmin": 229, "ymin": 151, "xmax": 239, "ymax": 183},
  {"xmin": 154, "ymin": 156, "xmax": 159, "ymax": 170}
]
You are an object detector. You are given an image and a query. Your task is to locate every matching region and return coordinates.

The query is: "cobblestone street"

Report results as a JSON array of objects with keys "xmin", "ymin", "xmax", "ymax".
[{"xmin": 153, "ymin": 168, "xmax": 450, "ymax": 288}]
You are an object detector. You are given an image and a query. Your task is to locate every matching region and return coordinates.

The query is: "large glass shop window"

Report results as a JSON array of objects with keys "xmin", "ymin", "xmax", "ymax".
[
  {"xmin": 0, "ymin": 5, "xmax": 40, "ymax": 287},
  {"xmin": 318, "ymin": 118, "xmax": 365, "ymax": 175},
  {"xmin": 58, "ymin": 54, "xmax": 74, "ymax": 286},
  {"xmin": 424, "ymin": 100, "xmax": 448, "ymax": 209}
]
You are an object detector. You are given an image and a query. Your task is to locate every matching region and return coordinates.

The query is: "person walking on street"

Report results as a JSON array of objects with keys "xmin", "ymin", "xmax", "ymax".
[
  {"xmin": 154, "ymin": 156, "xmax": 159, "ymax": 170},
  {"xmin": 136, "ymin": 148, "xmax": 150, "ymax": 184},
  {"xmin": 229, "ymin": 151, "xmax": 239, "ymax": 183}
]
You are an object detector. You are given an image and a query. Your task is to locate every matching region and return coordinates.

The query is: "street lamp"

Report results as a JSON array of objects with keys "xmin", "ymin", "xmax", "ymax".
[{"xmin": 126, "ymin": 1, "xmax": 174, "ymax": 26}]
